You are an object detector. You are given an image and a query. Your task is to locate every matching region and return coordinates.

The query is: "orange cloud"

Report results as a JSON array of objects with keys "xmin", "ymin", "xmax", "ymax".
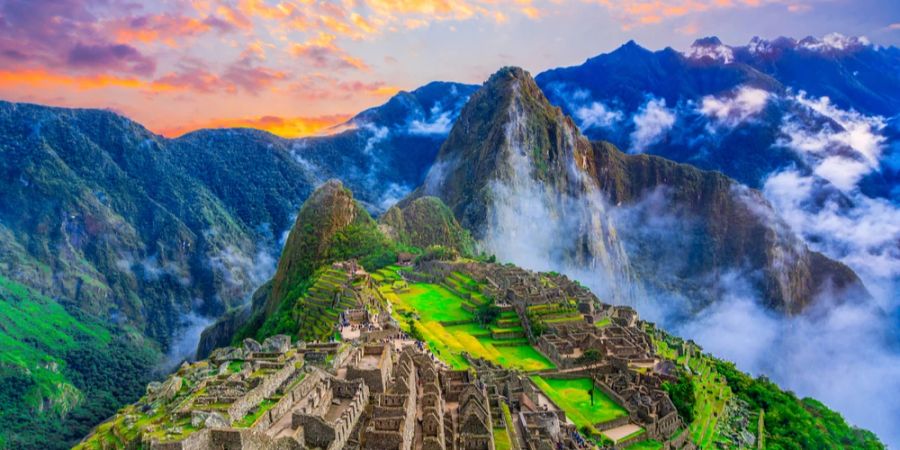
[
  {"xmin": 0, "ymin": 69, "xmax": 176, "ymax": 92},
  {"xmin": 109, "ymin": 14, "xmax": 214, "ymax": 47},
  {"xmin": 158, "ymin": 113, "xmax": 353, "ymax": 138},
  {"xmin": 291, "ymin": 33, "xmax": 370, "ymax": 71}
]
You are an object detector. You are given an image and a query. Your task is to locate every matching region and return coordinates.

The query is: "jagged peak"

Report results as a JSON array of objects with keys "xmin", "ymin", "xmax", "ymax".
[
  {"xmin": 692, "ymin": 36, "xmax": 724, "ymax": 47},
  {"xmin": 685, "ymin": 36, "xmax": 734, "ymax": 63}
]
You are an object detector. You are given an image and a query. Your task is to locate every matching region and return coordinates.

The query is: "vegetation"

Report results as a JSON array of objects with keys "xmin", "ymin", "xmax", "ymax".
[
  {"xmin": 0, "ymin": 276, "xmax": 158, "ymax": 450},
  {"xmin": 379, "ymin": 196, "xmax": 476, "ymax": 256},
  {"xmin": 380, "ymin": 268, "xmax": 554, "ymax": 371},
  {"xmin": 529, "ymin": 376, "xmax": 628, "ymax": 427},
  {"xmin": 715, "ymin": 361, "xmax": 883, "ymax": 450},
  {"xmin": 662, "ymin": 370, "xmax": 696, "ymax": 423}
]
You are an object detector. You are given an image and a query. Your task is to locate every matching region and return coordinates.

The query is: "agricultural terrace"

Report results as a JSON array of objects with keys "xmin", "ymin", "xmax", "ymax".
[
  {"xmin": 625, "ymin": 439, "xmax": 663, "ymax": 450},
  {"xmin": 529, "ymin": 376, "xmax": 628, "ymax": 429},
  {"xmin": 376, "ymin": 267, "xmax": 555, "ymax": 372},
  {"xmin": 687, "ymin": 355, "xmax": 731, "ymax": 447},
  {"xmin": 651, "ymin": 333, "xmax": 731, "ymax": 448}
]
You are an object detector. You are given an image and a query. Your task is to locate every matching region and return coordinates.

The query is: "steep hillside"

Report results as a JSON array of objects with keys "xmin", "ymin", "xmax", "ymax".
[
  {"xmin": 409, "ymin": 67, "xmax": 638, "ymax": 304},
  {"xmin": 413, "ymin": 66, "xmax": 866, "ymax": 314},
  {"xmin": 0, "ymin": 275, "xmax": 157, "ymax": 450}
]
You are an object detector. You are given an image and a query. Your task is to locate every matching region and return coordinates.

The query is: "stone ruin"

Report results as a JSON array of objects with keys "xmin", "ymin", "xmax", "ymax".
[{"xmin": 86, "ymin": 259, "xmax": 700, "ymax": 450}]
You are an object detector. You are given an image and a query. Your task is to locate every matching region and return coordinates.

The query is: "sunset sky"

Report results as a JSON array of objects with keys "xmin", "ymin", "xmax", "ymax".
[{"xmin": 1, "ymin": 0, "xmax": 898, "ymax": 138}]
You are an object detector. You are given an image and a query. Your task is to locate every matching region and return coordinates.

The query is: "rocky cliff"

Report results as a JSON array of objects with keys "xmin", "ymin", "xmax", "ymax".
[{"xmin": 411, "ymin": 67, "xmax": 867, "ymax": 313}]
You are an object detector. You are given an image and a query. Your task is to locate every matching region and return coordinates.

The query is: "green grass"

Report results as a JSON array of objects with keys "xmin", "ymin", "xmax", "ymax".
[
  {"xmin": 234, "ymin": 398, "xmax": 278, "ymax": 428},
  {"xmin": 595, "ymin": 317, "xmax": 611, "ymax": 328},
  {"xmin": 393, "ymin": 283, "xmax": 473, "ymax": 322},
  {"xmin": 494, "ymin": 427, "xmax": 512, "ymax": 450},
  {"xmin": 625, "ymin": 439, "xmax": 663, "ymax": 450},
  {"xmin": 381, "ymin": 268, "xmax": 554, "ymax": 372},
  {"xmin": 530, "ymin": 376, "xmax": 627, "ymax": 427}
]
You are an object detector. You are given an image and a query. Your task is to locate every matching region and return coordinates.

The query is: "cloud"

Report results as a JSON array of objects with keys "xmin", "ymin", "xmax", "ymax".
[
  {"xmin": 0, "ymin": 69, "xmax": 177, "ymax": 92},
  {"xmin": 675, "ymin": 284, "xmax": 900, "ymax": 447},
  {"xmin": 361, "ymin": 122, "xmax": 390, "ymax": 154},
  {"xmin": 584, "ymin": 0, "xmax": 783, "ymax": 29},
  {"xmin": 762, "ymin": 170, "xmax": 900, "ymax": 304},
  {"xmin": 630, "ymin": 97, "xmax": 675, "ymax": 152},
  {"xmin": 291, "ymin": 33, "xmax": 369, "ymax": 71},
  {"xmin": 699, "ymin": 86, "xmax": 770, "ymax": 128},
  {"xmin": 221, "ymin": 52, "xmax": 288, "ymax": 94},
  {"xmin": 66, "ymin": 42, "xmax": 157, "ymax": 76},
  {"xmin": 575, "ymin": 101, "xmax": 625, "ymax": 130},
  {"xmin": 777, "ymin": 91, "xmax": 886, "ymax": 192},
  {"xmin": 408, "ymin": 102, "xmax": 456, "ymax": 135},
  {"xmin": 158, "ymin": 113, "xmax": 351, "ymax": 138}
]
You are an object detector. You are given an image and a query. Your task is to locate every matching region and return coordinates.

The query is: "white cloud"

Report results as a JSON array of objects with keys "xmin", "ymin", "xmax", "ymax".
[
  {"xmin": 361, "ymin": 123, "xmax": 389, "ymax": 154},
  {"xmin": 699, "ymin": 86, "xmax": 770, "ymax": 128},
  {"xmin": 685, "ymin": 42, "xmax": 734, "ymax": 63},
  {"xmin": 574, "ymin": 101, "xmax": 624, "ymax": 130},
  {"xmin": 778, "ymin": 92, "xmax": 886, "ymax": 192},
  {"xmin": 630, "ymin": 98, "xmax": 675, "ymax": 152},
  {"xmin": 409, "ymin": 103, "xmax": 454, "ymax": 135},
  {"xmin": 762, "ymin": 170, "xmax": 900, "ymax": 306}
]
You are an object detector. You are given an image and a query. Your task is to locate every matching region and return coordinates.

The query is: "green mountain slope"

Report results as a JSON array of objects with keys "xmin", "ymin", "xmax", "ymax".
[
  {"xmin": 379, "ymin": 196, "xmax": 476, "ymax": 256},
  {"xmin": 0, "ymin": 275, "xmax": 157, "ymax": 450}
]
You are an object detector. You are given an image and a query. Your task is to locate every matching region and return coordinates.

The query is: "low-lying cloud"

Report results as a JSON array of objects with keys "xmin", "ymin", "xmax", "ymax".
[
  {"xmin": 699, "ymin": 86, "xmax": 769, "ymax": 128},
  {"xmin": 630, "ymin": 97, "xmax": 675, "ymax": 152}
]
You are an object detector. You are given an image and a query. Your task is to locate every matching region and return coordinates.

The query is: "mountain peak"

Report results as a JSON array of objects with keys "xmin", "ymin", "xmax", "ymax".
[
  {"xmin": 266, "ymin": 179, "xmax": 365, "ymax": 314},
  {"xmin": 692, "ymin": 36, "xmax": 724, "ymax": 47}
]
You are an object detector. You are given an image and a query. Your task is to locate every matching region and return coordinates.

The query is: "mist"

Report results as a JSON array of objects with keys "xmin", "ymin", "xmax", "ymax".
[{"xmin": 471, "ymin": 84, "xmax": 900, "ymax": 446}]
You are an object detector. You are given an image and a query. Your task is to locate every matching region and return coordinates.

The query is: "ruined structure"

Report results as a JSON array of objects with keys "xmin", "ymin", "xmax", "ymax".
[{"xmin": 79, "ymin": 260, "xmax": 695, "ymax": 450}]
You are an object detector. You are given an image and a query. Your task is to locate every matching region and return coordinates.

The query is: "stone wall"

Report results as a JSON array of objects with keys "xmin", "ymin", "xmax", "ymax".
[
  {"xmin": 346, "ymin": 344, "xmax": 392, "ymax": 393},
  {"xmin": 227, "ymin": 361, "xmax": 297, "ymax": 421}
]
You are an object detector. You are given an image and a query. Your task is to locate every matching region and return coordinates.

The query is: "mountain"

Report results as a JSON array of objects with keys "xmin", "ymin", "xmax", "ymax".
[
  {"xmin": 379, "ymin": 196, "xmax": 476, "ymax": 256},
  {"xmin": 79, "ymin": 181, "xmax": 884, "ymax": 450},
  {"xmin": 0, "ymin": 80, "xmax": 475, "ymax": 449},
  {"xmin": 535, "ymin": 35, "xmax": 900, "ymax": 197},
  {"xmin": 198, "ymin": 181, "xmax": 476, "ymax": 355},
  {"xmin": 411, "ymin": 66, "xmax": 866, "ymax": 314},
  {"xmin": 0, "ymin": 275, "xmax": 158, "ymax": 449}
]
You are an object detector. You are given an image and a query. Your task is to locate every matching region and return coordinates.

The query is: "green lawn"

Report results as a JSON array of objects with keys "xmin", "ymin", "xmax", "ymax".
[
  {"xmin": 530, "ymin": 376, "xmax": 628, "ymax": 427},
  {"xmin": 381, "ymin": 269, "xmax": 554, "ymax": 372},
  {"xmin": 393, "ymin": 283, "xmax": 473, "ymax": 323},
  {"xmin": 493, "ymin": 427, "xmax": 512, "ymax": 450},
  {"xmin": 625, "ymin": 439, "xmax": 663, "ymax": 450}
]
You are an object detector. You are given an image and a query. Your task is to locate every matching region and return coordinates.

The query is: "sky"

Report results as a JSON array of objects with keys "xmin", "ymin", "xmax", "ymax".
[{"xmin": 0, "ymin": 0, "xmax": 898, "ymax": 138}]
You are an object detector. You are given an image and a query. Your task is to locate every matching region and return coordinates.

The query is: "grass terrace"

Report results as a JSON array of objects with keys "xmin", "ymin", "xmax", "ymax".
[
  {"xmin": 688, "ymin": 356, "xmax": 731, "ymax": 448},
  {"xmin": 493, "ymin": 427, "xmax": 512, "ymax": 450},
  {"xmin": 530, "ymin": 376, "xmax": 628, "ymax": 428},
  {"xmin": 378, "ymin": 267, "xmax": 555, "ymax": 372},
  {"xmin": 625, "ymin": 439, "xmax": 663, "ymax": 450}
]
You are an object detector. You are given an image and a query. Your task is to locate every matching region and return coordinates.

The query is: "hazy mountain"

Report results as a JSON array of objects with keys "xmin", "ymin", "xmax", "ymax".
[
  {"xmin": 411, "ymin": 66, "xmax": 865, "ymax": 315},
  {"xmin": 536, "ymin": 34, "xmax": 900, "ymax": 197}
]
